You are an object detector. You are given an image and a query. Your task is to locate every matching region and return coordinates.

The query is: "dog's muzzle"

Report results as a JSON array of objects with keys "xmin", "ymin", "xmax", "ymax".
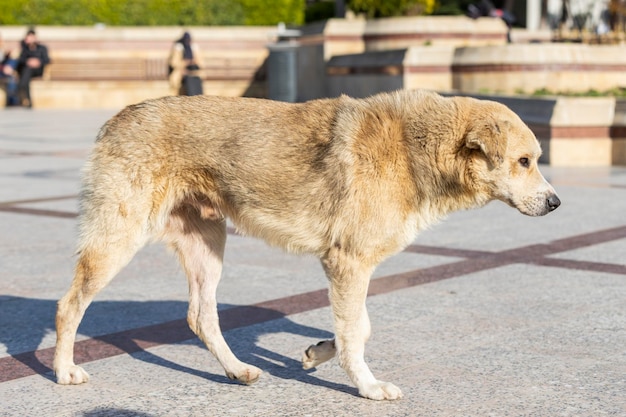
[{"xmin": 547, "ymin": 194, "xmax": 561, "ymax": 212}]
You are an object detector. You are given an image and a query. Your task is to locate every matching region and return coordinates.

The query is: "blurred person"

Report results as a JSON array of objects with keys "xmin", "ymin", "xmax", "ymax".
[
  {"xmin": 17, "ymin": 28, "xmax": 50, "ymax": 108},
  {"xmin": 467, "ymin": 0, "xmax": 515, "ymax": 42},
  {"xmin": 0, "ymin": 32, "xmax": 19, "ymax": 106},
  {"xmin": 168, "ymin": 31, "xmax": 203, "ymax": 96}
]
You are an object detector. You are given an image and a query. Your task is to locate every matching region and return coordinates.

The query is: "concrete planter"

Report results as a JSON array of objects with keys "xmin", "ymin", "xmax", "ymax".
[{"xmin": 452, "ymin": 44, "xmax": 626, "ymax": 95}]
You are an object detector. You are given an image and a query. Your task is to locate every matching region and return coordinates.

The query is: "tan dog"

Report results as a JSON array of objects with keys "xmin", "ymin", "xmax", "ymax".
[{"xmin": 54, "ymin": 90, "xmax": 560, "ymax": 400}]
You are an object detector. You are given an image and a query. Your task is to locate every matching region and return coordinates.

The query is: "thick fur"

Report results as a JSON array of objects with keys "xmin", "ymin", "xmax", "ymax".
[{"xmin": 54, "ymin": 90, "xmax": 559, "ymax": 400}]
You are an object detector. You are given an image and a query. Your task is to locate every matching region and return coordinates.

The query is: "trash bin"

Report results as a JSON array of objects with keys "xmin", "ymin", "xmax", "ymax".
[{"xmin": 267, "ymin": 41, "xmax": 299, "ymax": 102}]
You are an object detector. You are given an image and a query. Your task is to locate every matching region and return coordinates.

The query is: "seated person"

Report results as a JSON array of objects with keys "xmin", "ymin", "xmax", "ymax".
[
  {"xmin": 16, "ymin": 29, "xmax": 50, "ymax": 108},
  {"xmin": 0, "ymin": 33, "xmax": 19, "ymax": 106}
]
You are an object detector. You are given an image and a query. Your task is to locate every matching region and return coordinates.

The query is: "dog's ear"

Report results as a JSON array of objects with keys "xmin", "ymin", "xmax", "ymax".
[{"xmin": 464, "ymin": 120, "xmax": 507, "ymax": 168}]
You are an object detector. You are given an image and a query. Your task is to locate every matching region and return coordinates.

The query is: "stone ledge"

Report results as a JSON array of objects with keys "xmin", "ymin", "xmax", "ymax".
[
  {"xmin": 452, "ymin": 44, "xmax": 626, "ymax": 94},
  {"xmin": 22, "ymin": 79, "xmax": 265, "ymax": 110},
  {"xmin": 298, "ymin": 16, "xmax": 507, "ymax": 61}
]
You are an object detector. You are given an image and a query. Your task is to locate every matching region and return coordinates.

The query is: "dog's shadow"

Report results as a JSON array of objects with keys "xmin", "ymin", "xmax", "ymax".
[{"xmin": 0, "ymin": 296, "xmax": 356, "ymax": 395}]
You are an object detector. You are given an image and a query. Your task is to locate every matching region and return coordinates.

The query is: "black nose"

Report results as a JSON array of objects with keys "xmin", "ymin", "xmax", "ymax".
[{"xmin": 547, "ymin": 194, "xmax": 561, "ymax": 212}]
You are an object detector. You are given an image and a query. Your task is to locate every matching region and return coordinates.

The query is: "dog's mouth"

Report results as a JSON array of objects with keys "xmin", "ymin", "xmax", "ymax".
[{"xmin": 513, "ymin": 193, "xmax": 561, "ymax": 216}]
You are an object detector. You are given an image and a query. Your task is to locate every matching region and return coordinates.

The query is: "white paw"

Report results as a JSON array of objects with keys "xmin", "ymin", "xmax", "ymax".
[
  {"xmin": 302, "ymin": 340, "xmax": 336, "ymax": 370},
  {"xmin": 55, "ymin": 365, "xmax": 90, "ymax": 385},
  {"xmin": 226, "ymin": 364, "xmax": 262, "ymax": 385},
  {"xmin": 359, "ymin": 380, "xmax": 403, "ymax": 401}
]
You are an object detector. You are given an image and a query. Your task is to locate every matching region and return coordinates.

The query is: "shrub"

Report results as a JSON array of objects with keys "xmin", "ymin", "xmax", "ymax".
[
  {"xmin": 0, "ymin": 0, "xmax": 303, "ymax": 26},
  {"xmin": 238, "ymin": 0, "xmax": 304, "ymax": 25},
  {"xmin": 346, "ymin": 0, "xmax": 437, "ymax": 17}
]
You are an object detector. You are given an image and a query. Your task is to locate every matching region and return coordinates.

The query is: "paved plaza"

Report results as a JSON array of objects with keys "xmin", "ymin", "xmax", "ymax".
[{"xmin": 0, "ymin": 107, "xmax": 625, "ymax": 416}]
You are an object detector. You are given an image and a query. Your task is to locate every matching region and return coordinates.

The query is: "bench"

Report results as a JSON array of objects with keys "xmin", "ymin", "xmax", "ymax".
[
  {"xmin": 24, "ymin": 54, "xmax": 267, "ymax": 109},
  {"xmin": 44, "ymin": 56, "xmax": 264, "ymax": 81},
  {"xmin": 44, "ymin": 57, "xmax": 168, "ymax": 81}
]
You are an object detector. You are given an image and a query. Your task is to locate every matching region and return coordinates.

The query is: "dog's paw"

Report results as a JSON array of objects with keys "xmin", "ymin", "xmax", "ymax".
[
  {"xmin": 55, "ymin": 365, "xmax": 90, "ymax": 385},
  {"xmin": 226, "ymin": 365, "xmax": 262, "ymax": 385},
  {"xmin": 359, "ymin": 380, "xmax": 403, "ymax": 401},
  {"xmin": 302, "ymin": 339, "xmax": 336, "ymax": 370}
]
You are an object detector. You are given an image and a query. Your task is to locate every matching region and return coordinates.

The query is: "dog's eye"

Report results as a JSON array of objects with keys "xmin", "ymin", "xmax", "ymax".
[{"xmin": 519, "ymin": 157, "xmax": 530, "ymax": 168}]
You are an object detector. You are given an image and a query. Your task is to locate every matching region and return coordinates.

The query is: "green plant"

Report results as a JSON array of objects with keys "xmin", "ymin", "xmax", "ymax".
[
  {"xmin": 0, "ymin": 0, "xmax": 302, "ymax": 26},
  {"xmin": 238, "ymin": 0, "xmax": 304, "ymax": 25},
  {"xmin": 530, "ymin": 87, "xmax": 626, "ymax": 97},
  {"xmin": 531, "ymin": 88, "xmax": 554, "ymax": 96},
  {"xmin": 347, "ymin": 0, "xmax": 436, "ymax": 17},
  {"xmin": 608, "ymin": 87, "xmax": 626, "ymax": 97}
]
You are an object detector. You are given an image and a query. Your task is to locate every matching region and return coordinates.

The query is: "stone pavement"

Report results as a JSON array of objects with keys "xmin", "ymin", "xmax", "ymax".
[{"xmin": 0, "ymin": 107, "xmax": 625, "ymax": 417}]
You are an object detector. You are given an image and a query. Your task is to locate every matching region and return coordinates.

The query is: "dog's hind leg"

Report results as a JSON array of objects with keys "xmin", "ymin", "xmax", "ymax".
[
  {"xmin": 322, "ymin": 245, "xmax": 403, "ymax": 400},
  {"xmin": 54, "ymin": 215, "xmax": 148, "ymax": 384},
  {"xmin": 166, "ymin": 207, "xmax": 262, "ymax": 385},
  {"xmin": 302, "ymin": 339, "xmax": 336, "ymax": 369}
]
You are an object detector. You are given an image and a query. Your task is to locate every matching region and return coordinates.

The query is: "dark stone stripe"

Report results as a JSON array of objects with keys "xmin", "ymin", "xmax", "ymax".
[
  {"xmin": 0, "ymin": 150, "xmax": 88, "ymax": 158},
  {"xmin": 529, "ymin": 124, "xmax": 625, "ymax": 141},
  {"xmin": 404, "ymin": 244, "xmax": 492, "ymax": 258},
  {"xmin": 327, "ymin": 65, "xmax": 451, "ymax": 76},
  {"xmin": 532, "ymin": 257, "xmax": 626, "ymax": 275},
  {"xmin": 0, "ymin": 195, "xmax": 77, "ymax": 207},
  {"xmin": 327, "ymin": 65, "xmax": 403, "ymax": 76},
  {"xmin": 322, "ymin": 35, "xmax": 361, "ymax": 42},
  {"xmin": 321, "ymin": 33, "xmax": 505, "ymax": 43},
  {"xmin": 610, "ymin": 126, "xmax": 626, "ymax": 138},
  {"xmin": 547, "ymin": 225, "xmax": 626, "ymax": 253},
  {"xmin": 0, "ymin": 206, "xmax": 78, "ymax": 219},
  {"xmin": 452, "ymin": 63, "xmax": 626, "ymax": 73},
  {"xmin": 551, "ymin": 126, "xmax": 611, "ymax": 139},
  {"xmin": 364, "ymin": 33, "xmax": 505, "ymax": 41}
]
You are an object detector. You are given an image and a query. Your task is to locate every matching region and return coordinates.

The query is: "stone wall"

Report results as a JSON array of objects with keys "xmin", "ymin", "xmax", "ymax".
[{"xmin": 452, "ymin": 44, "xmax": 626, "ymax": 95}]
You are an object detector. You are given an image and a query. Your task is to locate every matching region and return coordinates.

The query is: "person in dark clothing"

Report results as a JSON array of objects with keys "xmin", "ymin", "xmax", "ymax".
[
  {"xmin": 17, "ymin": 29, "xmax": 50, "ymax": 108},
  {"xmin": 168, "ymin": 31, "xmax": 203, "ymax": 96},
  {"xmin": 467, "ymin": 0, "xmax": 515, "ymax": 42},
  {"xmin": 1, "ymin": 31, "xmax": 19, "ymax": 106}
]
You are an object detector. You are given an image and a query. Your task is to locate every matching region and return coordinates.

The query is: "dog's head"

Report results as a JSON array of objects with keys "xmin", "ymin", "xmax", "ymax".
[{"xmin": 463, "ymin": 101, "xmax": 560, "ymax": 216}]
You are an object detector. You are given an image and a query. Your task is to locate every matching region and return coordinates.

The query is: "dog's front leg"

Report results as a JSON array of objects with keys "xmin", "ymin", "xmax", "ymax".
[{"xmin": 322, "ymin": 246, "xmax": 403, "ymax": 400}]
